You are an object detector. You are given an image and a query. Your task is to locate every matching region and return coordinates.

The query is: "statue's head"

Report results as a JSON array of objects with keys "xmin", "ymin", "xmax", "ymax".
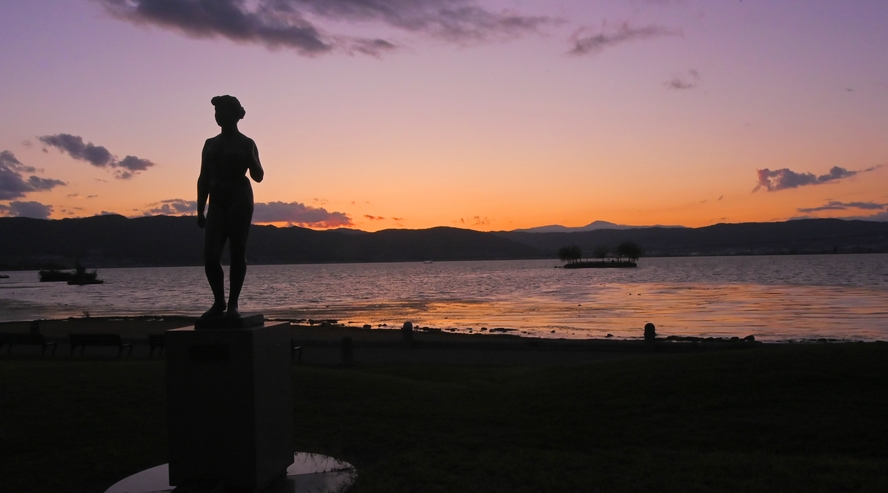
[{"xmin": 211, "ymin": 95, "xmax": 246, "ymax": 126}]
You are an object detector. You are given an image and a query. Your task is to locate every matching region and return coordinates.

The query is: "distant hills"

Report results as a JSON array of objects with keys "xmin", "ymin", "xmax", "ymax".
[
  {"xmin": 511, "ymin": 220, "xmax": 685, "ymax": 233},
  {"xmin": 499, "ymin": 219, "xmax": 888, "ymax": 258},
  {"xmin": 1, "ymin": 215, "xmax": 887, "ymax": 269},
  {"xmin": 0, "ymin": 215, "xmax": 540, "ymax": 269}
]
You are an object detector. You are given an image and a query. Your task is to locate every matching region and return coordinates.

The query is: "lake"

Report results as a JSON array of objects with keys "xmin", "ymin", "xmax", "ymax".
[{"xmin": 2, "ymin": 254, "xmax": 887, "ymax": 342}]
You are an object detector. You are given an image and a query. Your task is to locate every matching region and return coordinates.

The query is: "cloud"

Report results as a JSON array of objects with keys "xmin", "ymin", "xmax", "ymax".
[
  {"xmin": 118, "ymin": 155, "xmax": 156, "ymax": 171},
  {"xmin": 0, "ymin": 150, "xmax": 66, "ymax": 200},
  {"xmin": 0, "ymin": 201, "xmax": 54, "ymax": 219},
  {"xmin": 95, "ymin": 0, "xmax": 557, "ymax": 57},
  {"xmin": 797, "ymin": 200, "xmax": 888, "ymax": 214},
  {"xmin": 569, "ymin": 22, "xmax": 682, "ymax": 55},
  {"xmin": 666, "ymin": 69, "xmax": 700, "ymax": 90},
  {"xmin": 38, "ymin": 134, "xmax": 113, "ymax": 167},
  {"xmin": 457, "ymin": 215, "xmax": 491, "ymax": 227},
  {"xmin": 851, "ymin": 211, "xmax": 888, "ymax": 222},
  {"xmin": 144, "ymin": 198, "xmax": 197, "ymax": 215},
  {"xmin": 38, "ymin": 133, "xmax": 157, "ymax": 179},
  {"xmin": 472, "ymin": 215, "xmax": 491, "ymax": 226},
  {"xmin": 253, "ymin": 200, "xmax": 353, "ymax": 228},
  {"xmin": 666, "ymin": 79, "xmax": 694, "ymax": 90},
  {"xmin": 363, "ymin": 214, "xmax": 385, "ymax": 221},
  {"xmin": 1, "ymin": 150, "xmax": 37, "ymax": 173},
  {"xmin": 754, "ymin": 165, "xmax": 881, "ymax": 192}
]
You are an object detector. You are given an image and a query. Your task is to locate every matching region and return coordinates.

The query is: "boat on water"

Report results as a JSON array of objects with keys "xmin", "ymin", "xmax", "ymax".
[
  {"xmin": 38, "ymin": 269, "xmax": 75, "ymax": 282},
  {"xmin": 39, "ymin": 261, "xmax": 104, "ymax": 284},
  {"xmin": 0, "ymin": 274, "xmax": 9, "ymax": 279},
  {"xmin": 67, "ymin": 272, "xmax": 104, "ymax": 285},
  {"xmin": 563, "ymin": 260, "xmax": 637, "ymax": 269}
]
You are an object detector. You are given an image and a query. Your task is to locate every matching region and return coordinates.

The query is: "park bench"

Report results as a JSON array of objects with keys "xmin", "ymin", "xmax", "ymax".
[
  {"xmin": 0, "ymin": 332, "xmax": 57, "ymax": 355},
  {"xmin": 69, "ymin": 333, "xmax": 133, "ymax": 357},
  {"xmin": 148, "ymin": 334, "xmax": 165, "ymax": 358}
]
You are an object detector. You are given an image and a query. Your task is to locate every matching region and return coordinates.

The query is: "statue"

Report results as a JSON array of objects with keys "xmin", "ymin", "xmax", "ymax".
[{"xmin": 197, "ymin": 95, "xmax": 264, "ymax": 319}]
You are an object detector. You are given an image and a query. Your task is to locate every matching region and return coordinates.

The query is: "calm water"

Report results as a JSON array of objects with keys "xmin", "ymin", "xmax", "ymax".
[{"xmin": 2, "ymin": 255, "xmax": 887, "ymax": 342}]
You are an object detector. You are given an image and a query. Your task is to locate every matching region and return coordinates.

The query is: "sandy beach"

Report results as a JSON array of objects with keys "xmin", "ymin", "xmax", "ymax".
[{"xmin": 0, "ymin": 315, "xmax": 761, "ymax": 365}]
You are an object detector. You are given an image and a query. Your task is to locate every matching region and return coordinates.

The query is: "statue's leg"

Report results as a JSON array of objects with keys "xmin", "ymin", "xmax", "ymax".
[
  {"xmin": 226, "ymin": 201, "xmax": 253, "ymax": 318},
  {"xmin": 202, "ymin": 210, "xmax": 227, "ymax": 318}
]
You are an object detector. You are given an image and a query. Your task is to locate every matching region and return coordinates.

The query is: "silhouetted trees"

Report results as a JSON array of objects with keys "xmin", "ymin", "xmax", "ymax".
[
  {"xmin": 561, "ymin": 242, "xmax": 641, "ymax": 264},
  {"xmin": 557, "ymin": 245, "xmax": 582, "ymax": 264},
  {"xmin": 616, "ymin": 242, "xmax": 642, "ymax": 262}
]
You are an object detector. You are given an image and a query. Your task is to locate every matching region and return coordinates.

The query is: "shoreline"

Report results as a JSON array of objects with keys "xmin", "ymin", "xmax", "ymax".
[
  {"xmin": 0, "ymin": 314, "xmax": 767, "ymax": 343},
  {"xmin": 0, "ymin": 314, "xmax": 864, "ymax": 343},
  {"xmin": 0, "ymin": 315, "xmax": 757, "ymax": 366},
  {"xmin": 2, "ymin": 315, "xmax": 873, "ymax": 366}
]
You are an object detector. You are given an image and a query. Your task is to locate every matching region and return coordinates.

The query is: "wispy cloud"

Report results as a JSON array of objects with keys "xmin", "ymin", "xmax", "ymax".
[
  {"xmin": 797, "ymin": 200, "xmax": 888, "ymax": 214},
  {"xmin": 144, "ymin": 198, "xmax": 197, "ymax": 215},
  {"xmin": 754, "ymin": 165, "xmax": 881, "ymax": 192},
  {"xmin": 0, "ymin": 200, "xmax": 54, "ymax": 219},
  {"xmin": 457, "ymin": 215, "xmax": 492, "ymax": 227},
  {"xmin": 0, "ymin": 150, "xmax": 66, "ymax": 200},
  {"xmin": 666, "ymin": 69, "xmax": 700, "ymax": 90},
  {"xmin": 848, "ymin": 211, "xmax": 888, "ymax": 222},
  {"xmin": 38, "ymin": 133, "xmax": 157, "ymax": 180},
  {"xmin": 569, "ymin": 22, "xmax": 682, "ymax": 56},
  {"xmin": 1, "ymin": 150, "xmax": 37, "ymax": 174},
  {"xmin": 139, "ymin": 198, "xmax": 352, "ymax": 228},
  {"xmin": 94, "ymin": 0, "xmax": 557, "ymax": 57},
  {"xmin": 253, "ymin": 200, "xmax": 352, "ymax": 228},
  {"xmin": 363, "ymin": 214, "xmax": 385, "ymax": 221}
]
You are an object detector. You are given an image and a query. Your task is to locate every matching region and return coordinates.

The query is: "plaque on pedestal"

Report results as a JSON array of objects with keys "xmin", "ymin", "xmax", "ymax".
[
  {"xmin": 195, "ymin": 313, "xmax": 265, "ymax": 330},
  {"xmin": 166, "ymin": 322, "xmax": 293, "ymax": 491}
]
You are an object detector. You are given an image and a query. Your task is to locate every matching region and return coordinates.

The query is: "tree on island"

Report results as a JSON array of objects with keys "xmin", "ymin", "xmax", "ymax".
[
  {"xmin": 593, "ymin": 245, "xmax": 609, "ymax": 262},
  {"xmin": 557, "ymin": 245, "xmax": 582, "ymax": 264},
  {"xmin": 616, "ymin": 242, "xmax": 642, "ymax": 262}
]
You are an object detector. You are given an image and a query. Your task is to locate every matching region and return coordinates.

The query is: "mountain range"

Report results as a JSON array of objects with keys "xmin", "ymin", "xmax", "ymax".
[
  {"xmin": 1, "ymin": 215, "xmax": 887, "ymax": 269},
  {"xmin": 510, "ymin": 220, "xmax": 685, "ymax": 233}
]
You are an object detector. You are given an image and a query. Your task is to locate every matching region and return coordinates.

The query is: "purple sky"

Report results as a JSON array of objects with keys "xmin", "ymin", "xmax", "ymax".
[{"xmin": 1, "ymin": 0, "xmax": 886, "ymax": 230}]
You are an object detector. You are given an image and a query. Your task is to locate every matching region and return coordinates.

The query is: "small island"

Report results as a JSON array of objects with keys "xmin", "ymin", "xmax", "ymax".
[{"xmin": 558, "ymin": 242, "xmax": 641, "ymax": 269}]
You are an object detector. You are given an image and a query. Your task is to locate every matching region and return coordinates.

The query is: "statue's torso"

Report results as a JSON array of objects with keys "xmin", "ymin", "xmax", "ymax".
[{"xmin": 205, "ymin": 134, "xmax": 254, "ymax": 206}]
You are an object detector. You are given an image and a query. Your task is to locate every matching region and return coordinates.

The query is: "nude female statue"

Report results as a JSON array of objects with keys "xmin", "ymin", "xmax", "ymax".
[{"xmin": 197, "ymin": 95, "xmax": 264, "ymax": 319}]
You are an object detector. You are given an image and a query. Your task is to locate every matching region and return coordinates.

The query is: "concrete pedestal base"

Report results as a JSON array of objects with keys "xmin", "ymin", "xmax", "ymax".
[
  {"xmin": 166, "ymin": 323, "xmax": 293, "ymax": 492},
  {"xmin": 105, "ymin": 453, "xmax": 357, "ymax": 493}
]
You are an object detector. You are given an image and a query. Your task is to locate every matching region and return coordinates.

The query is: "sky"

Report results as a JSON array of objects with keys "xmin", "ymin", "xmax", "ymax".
[{"xmin": 1, "ymin": 0, "xmax": 887, "ymax": 232}]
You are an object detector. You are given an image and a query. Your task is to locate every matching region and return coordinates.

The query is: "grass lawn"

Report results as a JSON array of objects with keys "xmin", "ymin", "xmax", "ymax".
[{"xmin": 2, "ymin": 343, "xmax": 888, "ymax": 492}]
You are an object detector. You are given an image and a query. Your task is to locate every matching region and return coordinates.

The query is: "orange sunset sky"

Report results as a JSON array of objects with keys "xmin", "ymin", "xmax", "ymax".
[{"xmin": 1, "ymin": 1, "xmax": 887, "ymax": 232}]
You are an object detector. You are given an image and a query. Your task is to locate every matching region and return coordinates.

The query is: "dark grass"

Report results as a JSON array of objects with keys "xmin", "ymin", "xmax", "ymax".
[{"xmin": 2, "ymin": 343, "xmax": 888, "ymax": 492}]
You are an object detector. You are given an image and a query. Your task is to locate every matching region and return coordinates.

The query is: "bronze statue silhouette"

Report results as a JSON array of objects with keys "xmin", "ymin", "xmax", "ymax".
[{"xmin": 197, "ymin": 95, "xmax": 264, "ymax": 319}]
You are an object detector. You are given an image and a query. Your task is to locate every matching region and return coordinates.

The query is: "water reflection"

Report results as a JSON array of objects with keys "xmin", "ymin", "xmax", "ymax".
[{"xmin": 2, "ymin": 255, "xmax": 887, "ymax": 342}]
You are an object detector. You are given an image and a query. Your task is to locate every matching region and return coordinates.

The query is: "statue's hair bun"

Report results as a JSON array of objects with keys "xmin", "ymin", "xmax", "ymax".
[{"xmin": 211, "ymin": 95, "xmax": 246, "ymax": 120}]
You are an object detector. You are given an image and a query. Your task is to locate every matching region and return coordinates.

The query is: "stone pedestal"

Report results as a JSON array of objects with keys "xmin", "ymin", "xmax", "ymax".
[{"xmin": 166, "ymin": 323, "xmax": 293, "ymax": 492}]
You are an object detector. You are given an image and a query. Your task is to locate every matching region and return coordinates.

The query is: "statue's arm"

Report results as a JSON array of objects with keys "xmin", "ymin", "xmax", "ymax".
[
  {"xmin": 196, "ymin": 140, "xmax": 211, "ymax": 228},
  {"xmin": 248, "ymin": 139, "xmax": 264, "ymax": 183}
]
